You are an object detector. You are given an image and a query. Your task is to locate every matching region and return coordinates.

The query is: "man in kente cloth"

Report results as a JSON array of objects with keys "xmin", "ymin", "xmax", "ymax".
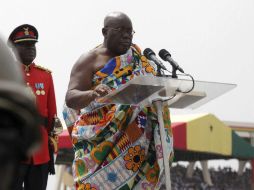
[{"xmin": 64, "ymin": 11, "xmax": 174, "ymax": 190}]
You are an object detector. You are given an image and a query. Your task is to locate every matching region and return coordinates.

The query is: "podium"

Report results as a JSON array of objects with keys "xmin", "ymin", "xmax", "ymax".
[
  {"xmin": 96, "ymin": 76, "xmax": 236, "ymax": 109},
  {"xmin": 96, "ymin": 76, "xmax": 236, "ymax": 190}
]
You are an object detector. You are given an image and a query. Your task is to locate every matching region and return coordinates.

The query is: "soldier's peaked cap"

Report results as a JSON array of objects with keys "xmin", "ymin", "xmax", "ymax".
[{"xmin": 8, "ymin": 24, "xmax": 38, "ymax": 44}]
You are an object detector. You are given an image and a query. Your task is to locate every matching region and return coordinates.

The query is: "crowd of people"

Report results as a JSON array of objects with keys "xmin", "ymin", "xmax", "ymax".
[{"xmin": 171, "ymin": 164, "xmax": 252, "ymax": 190}]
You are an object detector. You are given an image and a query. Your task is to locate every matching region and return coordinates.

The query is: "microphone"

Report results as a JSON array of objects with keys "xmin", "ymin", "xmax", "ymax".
[
  {"xmin": 143, "ymin": 48, "xmax": 167, "ymax": 71},
  {"xmin": 159, "ymin": 49, "xmax": 184, "ymax": 73}
]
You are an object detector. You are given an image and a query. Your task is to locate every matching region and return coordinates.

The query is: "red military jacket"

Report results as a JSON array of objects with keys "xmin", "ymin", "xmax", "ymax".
[{"xmin": 22, "ymin": 63, "xmax": 57, "ymax": 165}]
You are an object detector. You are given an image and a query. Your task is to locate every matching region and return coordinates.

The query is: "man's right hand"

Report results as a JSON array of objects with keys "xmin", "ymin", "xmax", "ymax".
[{"xmin": 92, "ymin": 84, "xmax": 111, "ymax": 98}]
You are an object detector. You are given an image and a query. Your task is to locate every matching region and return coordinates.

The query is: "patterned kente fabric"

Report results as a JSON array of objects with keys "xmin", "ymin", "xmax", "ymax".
[{"xmin": 66, "ymin": 45, "xmax": 174, "ymax": 190}]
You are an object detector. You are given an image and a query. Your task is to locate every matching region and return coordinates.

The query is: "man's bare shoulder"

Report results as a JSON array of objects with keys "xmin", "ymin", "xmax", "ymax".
[
  {"xmin": 75, "ymin": 46, "xmax": 105, "ymax": 65},
  {"xmin": 76, "ymin": 51, "xmax": 96, "ymax": 66},
  {"xmin": 71, "ymin": 45, "xmax": 109, "ymax": 75}
]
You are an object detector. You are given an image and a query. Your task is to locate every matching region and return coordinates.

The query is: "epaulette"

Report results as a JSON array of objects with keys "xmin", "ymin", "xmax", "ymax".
[{"xmin": 34, "ymin": 65, "xmax": 52, "ymax": 73}]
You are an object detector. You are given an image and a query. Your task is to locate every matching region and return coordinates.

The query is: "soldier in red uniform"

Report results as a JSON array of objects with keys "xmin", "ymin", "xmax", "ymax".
[{"xmin": 8, "ymin": 24, "xmax": 58, "ymax": 190}]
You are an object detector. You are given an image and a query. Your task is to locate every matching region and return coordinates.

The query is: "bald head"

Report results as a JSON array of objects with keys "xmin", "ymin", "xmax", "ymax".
[
  {"xmin": 104, "ymin": 12, "xmax": 132, "ymax": 28},
  {"xmin": 102, "ymin": 12, "xmax": 134, "ymax": 56}
]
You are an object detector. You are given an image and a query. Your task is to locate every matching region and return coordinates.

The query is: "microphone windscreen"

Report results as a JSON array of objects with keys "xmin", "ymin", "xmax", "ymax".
[
  {"xmin": 159, "ymin": 49, "xmax": 171, "ymax": 61},
  {"xmin": 143, "ymin": 48, "xmax": 155, "ymax": 59}
]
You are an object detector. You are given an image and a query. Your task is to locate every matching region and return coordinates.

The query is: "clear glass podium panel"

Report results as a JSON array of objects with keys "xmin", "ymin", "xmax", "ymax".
[{"xmin": 96, "ymin": 76, "xmax": 236, "ymax": 109}]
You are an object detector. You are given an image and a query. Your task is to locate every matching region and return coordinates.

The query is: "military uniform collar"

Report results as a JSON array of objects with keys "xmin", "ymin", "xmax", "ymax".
[{"xmin": 22, "ymin": 62, "xmax": 35, "ymax": 72}]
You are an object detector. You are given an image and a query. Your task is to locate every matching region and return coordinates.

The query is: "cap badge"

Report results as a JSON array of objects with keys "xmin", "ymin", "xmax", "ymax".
[{"xmin": 23, "ymin": 27, "xmax": 29, "ymax": 36}]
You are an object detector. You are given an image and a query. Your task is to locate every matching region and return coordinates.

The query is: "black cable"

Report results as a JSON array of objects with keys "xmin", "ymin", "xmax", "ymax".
[
  {"xmin": 176, "ymin": 73, "xmax": 195, "ymax": 94},
  {"xmin": 160, "ymin": 68, "xmax": 195, "ymax": 94}
]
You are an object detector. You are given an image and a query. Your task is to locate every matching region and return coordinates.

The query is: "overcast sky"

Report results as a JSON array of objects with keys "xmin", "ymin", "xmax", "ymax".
[{"xmin": 1, "ymin": 0, "xmax": 254, "ymax": 124}]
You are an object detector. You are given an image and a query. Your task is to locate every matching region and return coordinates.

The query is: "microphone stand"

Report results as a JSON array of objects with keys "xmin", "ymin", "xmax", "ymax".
[
  {"xmin": 156, "ymin": 65, "xmax": 162, "ymax": 76},
  {"xmin": 172, "ymin": 67, "xmax": 178, "ymax": 78},
  {"xmin": 154, "ymin": 64, "xmax": 172, "ymax": 189},
  {"xmin": 157, "ymin": 65, "xmax": 171, "ymax": 77},
  {"xmin": 157, "ymin": 65, "xmax": 177, "ymax": 79}
]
